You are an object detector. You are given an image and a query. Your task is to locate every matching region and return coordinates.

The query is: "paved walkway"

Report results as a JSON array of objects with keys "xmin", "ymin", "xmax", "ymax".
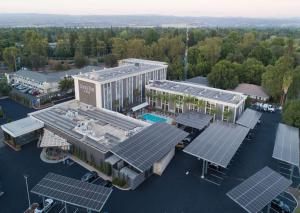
[
  {"xmin": 0, "ymin": 129, "xmax": 4, "ymax": 148},
  {"xmin": 288, "ymin": 187, "xmax": 300, "ymax": 211},
  {"xmin": 69, "ymin": 155, "xmax": 112, "ymax": 181}
]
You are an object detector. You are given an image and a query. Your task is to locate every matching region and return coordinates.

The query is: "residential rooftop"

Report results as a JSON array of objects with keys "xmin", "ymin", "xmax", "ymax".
[
  {"xmin": 29, "ymin": 100, "xmax": 149, "ymax": 153},
  {"xmin": 146, "ymin": 80, "xmax": 246, "ymax": 105},
  {"xmin": 232, "ymin": 83, "xmax": 269, "ymax": 99},
  {"xmin": 11, "ymin": 66, "xmax": 100, "ymax": 83}
]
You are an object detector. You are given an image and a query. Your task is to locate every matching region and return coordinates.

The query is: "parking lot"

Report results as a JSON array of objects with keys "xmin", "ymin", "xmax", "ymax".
[{"xmin": 0, "ymin": 98, "xmax": 297, "ymax": 213}]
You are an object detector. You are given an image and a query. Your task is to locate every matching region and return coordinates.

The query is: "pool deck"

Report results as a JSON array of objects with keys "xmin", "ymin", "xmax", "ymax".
[{"xmin": 140, "ymin": 112, "xmax": 174, "ymax": 124}]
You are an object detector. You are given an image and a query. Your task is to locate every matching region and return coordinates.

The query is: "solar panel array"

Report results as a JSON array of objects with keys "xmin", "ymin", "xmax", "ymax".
[
  {"xmin": 227, "ymin": 167, "xmax": 292, "ymax": 213},
  {"xmin": 148, "ymin": 80, "xmax": 245, "ymax": 104},
  {"xmin": 273, "ymin": 123, "xmax": 300, "ymax": 167},
  {"xmin": 175, "ymin": 111, "xmax": 212, "ymax": 130},
  {"xmin": 111, "ymin": 123, "xmax": 188, "ymax": 172},
  {"xmin": 32, "ymin": 102, "xmax": 146, "ymax": 152},
  {"xmin": 31, "ymin": 173, "xmax": 112, "ymax": 212},
  {"xmin": 78, "ymin": 63, "xmax": 162, "ymax": 82},
  {"xmin": 78, "ymin": 109, "xmax": 141, "ymax": 131},
  {"xmin": 236, "ymin": 108, "xmax": 262, "ymax": 129},
  {"xmin": 184, "ymin": 122, "xmax": 250, "ymax": 168}
]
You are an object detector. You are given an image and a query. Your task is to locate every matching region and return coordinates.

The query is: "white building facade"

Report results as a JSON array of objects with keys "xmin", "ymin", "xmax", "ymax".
[
  {"xmin": 146, "ymin": 80, "xmax": 247, "ymax": 122},
  {"xmin": 73, "ymin": 59, "xmax": 168, "ymax": 111}
]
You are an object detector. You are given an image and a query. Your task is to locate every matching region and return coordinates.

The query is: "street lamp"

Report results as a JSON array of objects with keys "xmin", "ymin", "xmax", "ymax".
[{"xmin": 23, "ymin": 174, "xmax": 31, "ymax": 209}]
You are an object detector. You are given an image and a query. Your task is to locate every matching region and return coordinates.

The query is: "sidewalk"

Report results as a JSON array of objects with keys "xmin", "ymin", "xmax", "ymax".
[
  {"xmin": 69, "ymin": 155, "xmax": 112, "ymax": 181},
  {"xmin": 287, "ymin": 187, "xmax": 299, "ymax": 211}
]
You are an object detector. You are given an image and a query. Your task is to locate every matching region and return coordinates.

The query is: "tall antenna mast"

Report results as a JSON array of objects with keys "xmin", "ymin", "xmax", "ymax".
[{"xmin": 184, "ymin": 25, "xmax": 189, "ymax": 80}]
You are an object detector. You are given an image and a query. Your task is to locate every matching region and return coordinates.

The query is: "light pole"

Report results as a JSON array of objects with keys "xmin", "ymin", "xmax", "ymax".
[{"xmin": 23, "ymin": 174, "xmax": 31, "ymax": 209}]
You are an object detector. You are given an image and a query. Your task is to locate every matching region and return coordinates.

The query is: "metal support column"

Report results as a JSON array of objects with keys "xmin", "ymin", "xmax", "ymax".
[
  {"xmin": 205, "ymin": 161, "xmax": 208, "ymax": 173},
  {"xmin": 65, "ymin": 202, "xmax": 68, "ymax": 213},
  {"xmin": 290, "ymin": 165, "xmax": 294, "ymax": 180},
  {"xmin": 201, "ymin": 160, "xmax": 206, "ymax": 179},
  {"xmin": 42, "ymin": 197, "xmax": 45, "ymax": 209},
  {"xmin": 267, "ymin": 203, "xmax": 270, "ymax": 213}
]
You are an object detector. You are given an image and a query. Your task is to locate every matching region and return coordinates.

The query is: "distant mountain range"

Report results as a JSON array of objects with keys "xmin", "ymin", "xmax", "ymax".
[{"xmin": 1, "ymin": 14, "xmax": 300, "ymax": 28}]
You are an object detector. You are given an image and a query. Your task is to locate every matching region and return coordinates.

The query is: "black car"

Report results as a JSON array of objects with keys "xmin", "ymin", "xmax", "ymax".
[{"xmin": 81, "ymin": 171, "xmax": 98, "ymax": 183}]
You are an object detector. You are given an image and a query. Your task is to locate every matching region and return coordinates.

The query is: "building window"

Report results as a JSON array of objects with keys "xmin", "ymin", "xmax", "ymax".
[{"xmin": 206, "ymin": 102, "xmax": 216, "ymax": 115}]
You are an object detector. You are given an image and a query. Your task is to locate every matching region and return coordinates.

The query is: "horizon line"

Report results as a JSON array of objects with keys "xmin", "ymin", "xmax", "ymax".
[{"xmin": 0, "ymin": 12, "xmax": 299, "ymax": 20}]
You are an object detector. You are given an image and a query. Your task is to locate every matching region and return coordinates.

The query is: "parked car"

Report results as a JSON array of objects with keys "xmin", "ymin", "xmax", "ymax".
[
  {"xmin": 34, "ymin": 198, "xmax": 54, "ymax": 213},
  {"xmin": 81, "ymin": 171, "xmax": 98, "ymax": 183},
  {"xmin": 271, "ymin": 198, "xmax": 290, "ymax": 213},
  {"xmin": 175, "ymin": 142, "xmax": 185, "ymax": 150}
]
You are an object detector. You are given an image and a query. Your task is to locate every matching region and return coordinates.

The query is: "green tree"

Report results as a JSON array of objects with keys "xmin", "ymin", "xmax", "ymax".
[
  {"xmin": 112, "ymin": 38, "xmax": 128, "ymax": 59},
  {"xmin": 248, "ymin": 44, "xmax": 272, "ymax": 65},
  {"xmin": 282, "ymin": 100, "xmax": 300, "ymax": 129},
  {"xmin": 3, "ymin": 47, "xmax": 19, "ymax": 71},
  {"xmin": 144, "ymin": 28, "xmax": 159, "ymax": 45},
  {"xmin": 241, "ymin": 58, "xmax": 266, "ymax": 84},
  {"xmin": 58, "ymin": 78, "xmax": 74, "ymax": 91},
  {"xmin": 74, "ymin": 51, "xmax": 89, "ymax": 68},
  {"xmin": 22, "ymin": 30, "xmax": 48, "ymax": 69},
  {"xmin": 208, "ymin": 60, "xmax": 240, "ymax": 89},
  {"xmin": 0, "ymin": 76, "xmax": 12, "ymax": 96},
  {"xmin": 261, "ymin": 65, "xmax": 282, "ymax": 100},
  {"xmin": 55, "ymin": 38, "xmax": 71, "ymax": 58},
  {"xmin": 104, "ymin": 54, "xmax": 118, "ymax": 67}
]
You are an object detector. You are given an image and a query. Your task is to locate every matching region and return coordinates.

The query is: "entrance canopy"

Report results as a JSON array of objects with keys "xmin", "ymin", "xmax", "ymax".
[
  {"xmin": 39, "ymin": 129, "xmax": 70, "ymax": 148},
  {"xmin": 175, "ymin": 111, "xmax": 212, "ymax": 130},
  {"xmin": 273, "ymin": 123, "xmax": 299, "ymax": 167},
  {"xmin": 1, "ymin": 116, "xmax": 44, "ymax": 138},
  {"xmin": 184, "ymin": 122, "xmax": 249, "ymax": 168},
  {"xmin": 227, "ymin": 167, "xmax": 292, "ymax": 213},
  {"xmin": 111, "ymin": 122, "xmax": 188, "ymax": 172},
  {"xmin": 31, "ymin": 173, "xmax": 112, "ymax": 212},
  {"xmin": 236, "ymin": 108, "xmax": 262, "ymax": 129}
]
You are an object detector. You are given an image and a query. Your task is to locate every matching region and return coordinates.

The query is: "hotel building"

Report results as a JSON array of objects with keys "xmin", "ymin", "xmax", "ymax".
[{"xmin": 73, "ymin": 59, "xmax": 168, "ymax": 111}]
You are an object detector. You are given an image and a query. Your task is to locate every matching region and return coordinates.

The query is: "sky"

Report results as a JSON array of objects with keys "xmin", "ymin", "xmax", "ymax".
[{"xmin": 0, "ymin": 0, "xmax": 299, "ymax": 18}]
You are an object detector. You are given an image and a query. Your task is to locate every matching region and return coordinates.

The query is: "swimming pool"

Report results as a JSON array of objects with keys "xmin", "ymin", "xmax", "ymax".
[{"xmin": 141, "ymin": 113, "xmax": 167, "ymax": 123}]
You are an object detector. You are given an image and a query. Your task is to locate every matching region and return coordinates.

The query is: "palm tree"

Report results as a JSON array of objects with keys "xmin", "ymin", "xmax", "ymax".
[
  {"xmin": 133, "ymin": 88, "xmax": 140, "ymax": 103},
  {"xmin": 281, "ymin": 71, "xmax": 293, "ymax": 107},
  {"xmin": 195, "ymin": 99, "xmax": 205, "ymax": 112},
  {"xmin": 223, "ymin": 109, "xmax": 233, "ymax": 122},
  {"xmin": 183, "ymin": 95, "xmax": 194, "ymax": 110},
  {"xmin": 210, "ymin": 107, "xmax": 222, "ymax": 122},
  {"xmin": 112, "ymin": 99, "xmax": 120, "ymax": 111}
]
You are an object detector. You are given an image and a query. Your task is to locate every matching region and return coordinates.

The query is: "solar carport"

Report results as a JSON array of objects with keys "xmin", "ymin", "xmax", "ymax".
[
  {"xmin": 31, "ymin": 173, "xmax": 112, "ymax": 213},
  {"xmin": 175, "ymin": 111, "xmax": 213, "ymax": 131},
  {"xmin": 227, "ymin": 167, "xmax": 292, "ymax": 213},
  {"xmin": 184, "ymin": 122, "xmax": 249, "ymax": 183},
  {"xmin": 273, "ymin": 123, "xmax": 300, "ymax": 179},
  {"xmin": 110, "ymin": 122, "xmax": 188, "ymax": 188},
  {"xmin": 236, "ymin": 108, "xmax": 262, "ymax": 129}
]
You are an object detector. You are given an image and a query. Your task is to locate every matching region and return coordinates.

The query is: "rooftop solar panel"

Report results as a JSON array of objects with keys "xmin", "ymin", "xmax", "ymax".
[
  {"xmin": 111, "ymin": 123, "xmax": 188, "ymax": 172},
  {"xmin": 183, "ymin": 122, "xmax": 250, "ymax": 168},
  {"xmin": 273, "ymin": 123, "xmax": 300, "ymax": 167},
  {"xmin": 147, "ymin": 80, "xmax": 246, "ymax": 105},
  {"xmin": 175, "ymin": 111, "xmax": 212, "ymax": 130},
  {"xmin": 227, "ymin": 167, "xmax": 292, "ymax": 213},
  {"xmin": 31, "ymin": 173, "xmax": 112, "ymax": 212},
  {"xmin": 236, "ymin": 108, "xmax": 262, "ymax": 129}
]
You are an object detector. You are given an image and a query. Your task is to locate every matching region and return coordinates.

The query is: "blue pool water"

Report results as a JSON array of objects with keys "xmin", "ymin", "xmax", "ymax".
[{"xmin": 142, "ymin": 113, "xmax": 167, "ymax": 123}]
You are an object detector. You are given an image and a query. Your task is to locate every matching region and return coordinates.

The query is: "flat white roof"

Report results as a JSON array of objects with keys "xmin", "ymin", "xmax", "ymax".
[
  {"xmin": 146, "ymin": 80, "xmax": 246, "ymax": 106},
  {"xmin": 1, "ymin": 117, "xmax": 44, "ymax": 138}
]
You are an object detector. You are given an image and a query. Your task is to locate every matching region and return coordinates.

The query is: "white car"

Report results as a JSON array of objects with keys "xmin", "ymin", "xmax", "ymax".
[
  {"xmin": 34, "ymin": 198, "xmax": 54, "ymax": 213},
  {"xmin": 268, "ymin": 105, "xmax": 275, "ymax": 113}
]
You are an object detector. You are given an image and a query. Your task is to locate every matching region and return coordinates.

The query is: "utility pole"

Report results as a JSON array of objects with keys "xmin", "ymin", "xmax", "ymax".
[
  {"xmin": 23, "ymin": 174, "xmax": 31, "ymax": 209},
  {"xmin": 184, "ymin": 25, "xmax": 189, "ymax": 80}
]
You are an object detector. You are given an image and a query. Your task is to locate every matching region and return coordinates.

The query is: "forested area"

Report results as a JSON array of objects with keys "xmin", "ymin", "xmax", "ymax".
[{"xmin": 0, "ymin": 27, "xmax": 300, "ymax": 104}]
